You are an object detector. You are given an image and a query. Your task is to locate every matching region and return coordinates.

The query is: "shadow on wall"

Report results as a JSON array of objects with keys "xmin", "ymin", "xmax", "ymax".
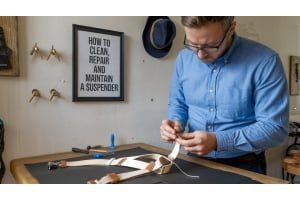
[
  {"xmin": 236, "ymin": 22, "xmax": 260, "ymax": 41},
  {"xmin": 0, "ymin": 119, "xmax": 4, "ymax": 183}
]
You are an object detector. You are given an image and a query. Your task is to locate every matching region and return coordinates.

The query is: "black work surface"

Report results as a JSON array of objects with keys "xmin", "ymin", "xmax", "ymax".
[{"xmin": 25, "ymin": 147, "xmax": 260, "ymax": 184}]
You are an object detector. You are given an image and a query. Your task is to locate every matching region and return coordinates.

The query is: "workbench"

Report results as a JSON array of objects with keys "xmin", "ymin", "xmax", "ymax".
[{"xmin": 10, "ymin": 143, "xmax": 287, "ymax": 184}]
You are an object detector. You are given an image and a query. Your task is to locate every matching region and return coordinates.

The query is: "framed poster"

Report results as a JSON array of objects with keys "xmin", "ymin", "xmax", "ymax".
[
  {"xmin": 72, "ymin": 24, "xmax": 124, "ymax": 101},
  {"xmin": 0, "ymin": 16, "xmax": 19, "ymax": 76}
]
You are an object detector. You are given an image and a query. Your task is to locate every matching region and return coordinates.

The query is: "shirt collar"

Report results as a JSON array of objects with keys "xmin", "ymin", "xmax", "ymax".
[{"xmin": 215, "ymin": 32, "xmax": 239, "ymax": 65}]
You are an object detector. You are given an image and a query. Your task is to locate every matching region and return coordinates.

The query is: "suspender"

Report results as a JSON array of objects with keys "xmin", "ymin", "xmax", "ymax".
[{"xmin": 49, "ymin": 142, "xmax": 199, "ymax": 184}]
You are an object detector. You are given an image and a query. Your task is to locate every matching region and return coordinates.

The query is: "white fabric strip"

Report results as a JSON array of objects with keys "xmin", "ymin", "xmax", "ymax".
[
  {"xmin": 94, "ymin": 169, "xmax": 151, "ymax": 184},
  {"xmin": 168, "ymin": 141, "xmax": 180, "ymax": 160},
  {"xmin": 59, "ymin": 142, "xmax": 197, "ymax": 183}
]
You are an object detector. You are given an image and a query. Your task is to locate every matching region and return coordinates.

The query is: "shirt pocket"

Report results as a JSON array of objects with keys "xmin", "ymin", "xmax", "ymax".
[{"xmin": 218, "ymin": 87, "xmax": 254, "ymax": 120}]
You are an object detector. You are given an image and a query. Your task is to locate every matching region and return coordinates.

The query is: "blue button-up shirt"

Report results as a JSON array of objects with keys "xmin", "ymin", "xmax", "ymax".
[{"xmin": 167, "ymin": 34, "xmax": 289, "ymax": 159}]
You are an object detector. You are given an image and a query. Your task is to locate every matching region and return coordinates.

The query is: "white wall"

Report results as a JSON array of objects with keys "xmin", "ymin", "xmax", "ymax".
[{"xmin": 0, "ymin": 16, "xmax": 299, "ymax": 183}]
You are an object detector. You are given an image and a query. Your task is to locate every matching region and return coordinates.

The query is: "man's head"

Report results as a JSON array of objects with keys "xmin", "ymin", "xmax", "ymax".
[{"xmin": 181, "ymin": 16, "xmax": 235, "ymax": 63}]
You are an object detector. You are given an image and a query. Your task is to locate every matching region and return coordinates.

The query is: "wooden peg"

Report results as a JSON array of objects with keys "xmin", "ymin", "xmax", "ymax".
[
  {"xmin": 50, "ymin": 89, "xmax": 59, "ymax": 101},
  {"xmin": 29, "ymin": 89, "xmax": 40, "ymax": 103},
  {"xmin": 47, "ymin": 45, "xmax": 60, "ymax": 61},
  {"xmin": 30, "ymin": 43, "xmax": 43, "ymax": 59}
]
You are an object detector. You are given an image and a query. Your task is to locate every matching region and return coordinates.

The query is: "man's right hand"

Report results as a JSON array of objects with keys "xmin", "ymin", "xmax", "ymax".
[{"xmin": 160, "ymin": 120, "xmax": 182, "ymax": 143}]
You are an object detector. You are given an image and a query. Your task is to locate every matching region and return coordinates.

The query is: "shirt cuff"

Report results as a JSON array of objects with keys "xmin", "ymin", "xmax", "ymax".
[{"xmin": 215, "ymin": 130, "xmax": 235, "ymax": 152}]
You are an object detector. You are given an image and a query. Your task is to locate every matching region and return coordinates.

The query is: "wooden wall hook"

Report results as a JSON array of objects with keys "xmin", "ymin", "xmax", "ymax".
[
  {"xmin": 46, "ymin": 45, "xmax": 60, "ymax": 61},
  {"xmin": 30, "ymin": 43, "xmax": 43, "ymax": 59},
  {"xmin": 29, "ymin": 89, "xmax": 40, "ymax": 103},
  {"xmin": 50, "ymin": 89, "xmax": 59, "ymax": 101}
]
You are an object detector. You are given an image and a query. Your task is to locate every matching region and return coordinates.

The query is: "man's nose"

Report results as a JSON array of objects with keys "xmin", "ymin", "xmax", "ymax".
[{"xmin": 197, "ymin": 49, "xmax": 208, "ymax": 59}]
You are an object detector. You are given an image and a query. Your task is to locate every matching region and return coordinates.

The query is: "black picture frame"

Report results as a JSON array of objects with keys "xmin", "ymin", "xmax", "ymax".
[
  {"xmin": 72, "ymin": 24, "xmax": 124, "ymax": 101},
  {"xmin": 0, "ymin": 17, "xmax": 19, "ymax": 76}
]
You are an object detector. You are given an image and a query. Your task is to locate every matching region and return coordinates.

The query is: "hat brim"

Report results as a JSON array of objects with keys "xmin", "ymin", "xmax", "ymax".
[{"xmin": 142, "ymin": 16, "xmax": 173, "ymax": 58}]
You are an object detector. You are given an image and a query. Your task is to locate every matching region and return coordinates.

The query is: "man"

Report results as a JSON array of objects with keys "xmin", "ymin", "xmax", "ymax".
[{"xmin": 160, "ymin": 16, "xmax": 289, "ymax": 174}]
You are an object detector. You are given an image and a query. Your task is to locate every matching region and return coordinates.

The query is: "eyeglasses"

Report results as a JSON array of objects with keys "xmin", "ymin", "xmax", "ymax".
[{"xmin": 184, "ymin": 25, "xmax": 231, "ymax": 54}]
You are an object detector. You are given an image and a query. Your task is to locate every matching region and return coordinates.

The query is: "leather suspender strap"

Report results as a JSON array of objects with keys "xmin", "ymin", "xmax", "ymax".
[{"xmin": 168, "ymin": 141, "xmax": 180, "ymax": 160}]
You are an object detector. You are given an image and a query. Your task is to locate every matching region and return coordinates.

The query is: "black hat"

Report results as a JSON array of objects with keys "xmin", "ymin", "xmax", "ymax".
[{"xmin": 142, "ymin": 16, "xmax": 176, "ymax": 58}]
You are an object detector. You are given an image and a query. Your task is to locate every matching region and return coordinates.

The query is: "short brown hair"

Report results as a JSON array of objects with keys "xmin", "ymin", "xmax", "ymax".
[{"xmin": 181, "ymin": 16, "xmax": 234, "ymax": 31}]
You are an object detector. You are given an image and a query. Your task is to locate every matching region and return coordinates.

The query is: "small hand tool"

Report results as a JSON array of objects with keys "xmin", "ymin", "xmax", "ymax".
[
  {"xmin": 87, "ymin": 145, "xmax": 107, "ymax": 153},
  {"xmin": 89, "ymin": 149, "xmax": 107, "ymax": 153},
  {"xmin": 87, "ymin": 145, "xmax": 102, "ymax": 150},
  {"xmin": 72, "ymin": 147, "xmax": 89, "ymax": 154},
  {"xmin": 93, "ymin": 151, "xmax": 114, "ymax": 159},
  {"xmin": 48, "ymin": 161, "xmax": 60, "ymax": 170},
  {"xmin": 109, "ymin": 133, "xmax": 116, "ymax": 150},
  {"xmin": 72, "ymin": 145, "xmax": 107, "ymax": 154}
]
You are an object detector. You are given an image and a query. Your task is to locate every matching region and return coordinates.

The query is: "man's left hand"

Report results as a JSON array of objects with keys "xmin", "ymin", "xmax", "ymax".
[{"xmin": 175, "ymin": 131, "xmax": 217, "ymax": 156}]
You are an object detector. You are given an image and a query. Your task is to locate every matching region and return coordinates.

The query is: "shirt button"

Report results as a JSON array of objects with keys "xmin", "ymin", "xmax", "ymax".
[
  {"xmin": 209, "ymin": 89, "xmax": 213, "ymax": 93},
  {"xmin": 213, "ymin": 69, "xmax": 217, "ymax": 73},
  {"xmin": 207, "ymin": 125, "xmax": 212, "ymax": 129},
  {"xmin": 209, "ymin": 108, "xmax": 214, "ymax": 112}
]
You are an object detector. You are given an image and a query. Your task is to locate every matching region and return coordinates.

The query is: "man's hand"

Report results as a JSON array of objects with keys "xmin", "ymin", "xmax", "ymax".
[
  {"xmin": 176, "ymin": 131, "xmax": 217, "ymax": 156},
  {"xmin": 160, "ymin": 120, "xmax": 183, "ymax": 143}
]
